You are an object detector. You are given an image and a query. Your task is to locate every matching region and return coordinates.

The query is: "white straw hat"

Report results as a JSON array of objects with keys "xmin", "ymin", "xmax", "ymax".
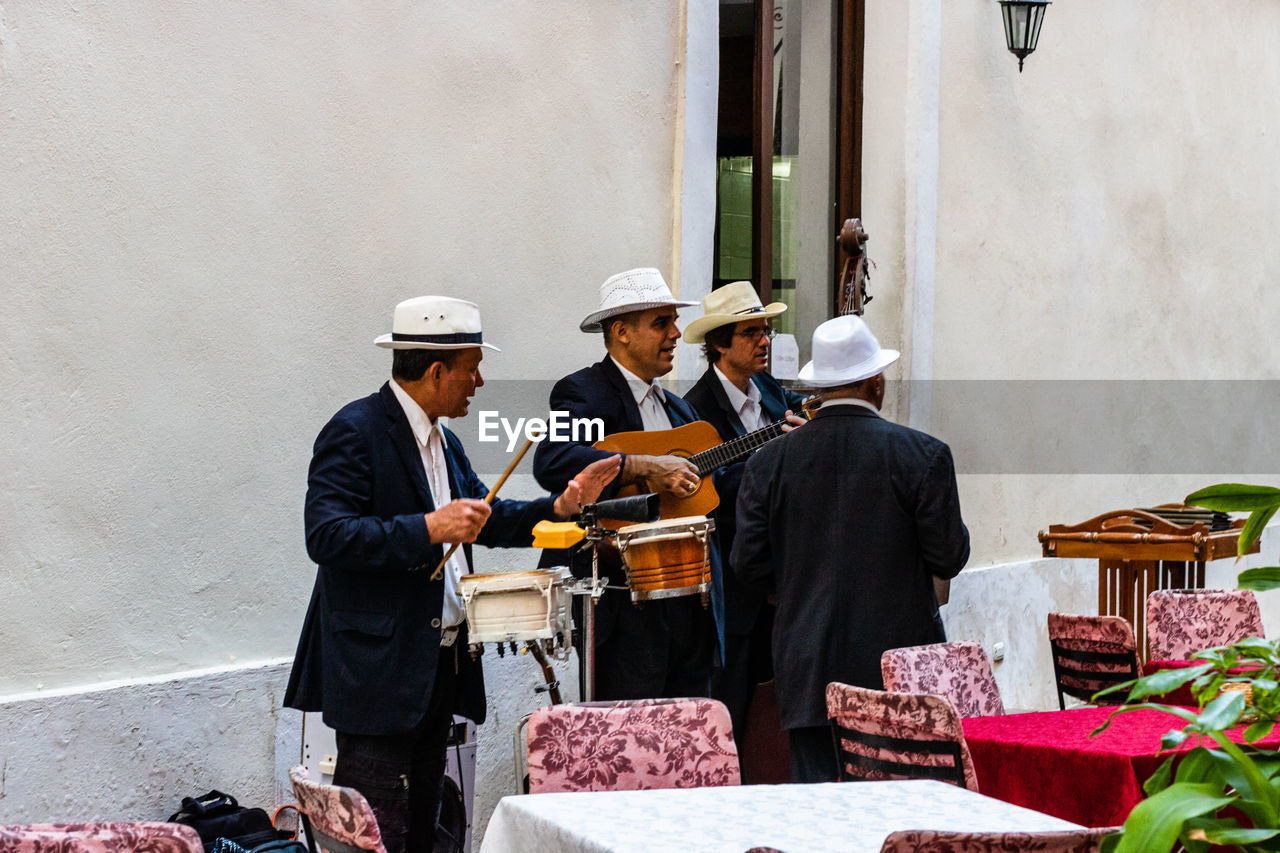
[
  {"xmin": 798, "ymin": 314, "xmax": 899, "ymax": 387},
  {"xmin": 579, "ymin": 268, "xmax": 697, "ymax": 333},
  {"xmin": 374, "ymin": 296, "xmax": 500, "ymax": 351},
  {"xmin": 682, "ymin": 281, "xmax": 788, "ymax": 344}
]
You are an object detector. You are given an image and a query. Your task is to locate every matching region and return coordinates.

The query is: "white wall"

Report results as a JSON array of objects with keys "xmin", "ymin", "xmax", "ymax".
[
  {"xmin": 862, "ymin": 0, "xmax": 1280, "ymax": 713},
  {"xmin": 0, "ymin": 0, "xmax": 714, "ymax": 840},
  {"xmin": 863, "ymin": 0, "xmax": 1280, "ymax": 565}
]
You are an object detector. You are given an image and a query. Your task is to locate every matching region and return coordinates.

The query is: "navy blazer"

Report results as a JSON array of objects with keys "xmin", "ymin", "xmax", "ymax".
[
  {"xmin": 285, "ymin": 382, "xmax": 556, "ymax": 736},
  {"xmin": 532, "ymin": 357, "xmax": 724, "ymax": 648},
  {"xmin": 733, "ymin": 404, "xmax": 969, "ymax": 729},
  {"xmin": 683, "ymin": 369, "xmax": 806, "ymax": 635}
]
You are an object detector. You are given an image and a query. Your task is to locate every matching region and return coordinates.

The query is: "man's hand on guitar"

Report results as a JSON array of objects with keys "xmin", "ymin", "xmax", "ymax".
[
  {"xmin": 624, "ymin": 453, "xmax": 700, "ymax": 497},
  {"xmin": 781, "ymin": 410, "xmax": 808, "ymax": 433},
  {"xmin": 552, "ymin": 455, "xmax": 622, "ymax": 520}
]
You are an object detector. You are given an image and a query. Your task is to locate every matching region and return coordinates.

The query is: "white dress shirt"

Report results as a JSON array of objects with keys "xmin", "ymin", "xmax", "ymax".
[
  {"xmin": 389, "ymin": 380, "xmax": 468, "ymax": 629},
  {"xmin": 821, "ymin": 396, "xmax": 880, "ymax": 414},
  {"xmin": 610, "ymin": 356, "xmax": 675, "ymax": 431},
  {"xmin": 713, "ymin": 365, "xmax": 765, "ymax": 432}
]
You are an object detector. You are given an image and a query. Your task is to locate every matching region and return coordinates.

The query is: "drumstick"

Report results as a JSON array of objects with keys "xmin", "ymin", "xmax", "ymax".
[{"xmin": 430, "ymin": 438, "xmax": 536, "ymax": 580}]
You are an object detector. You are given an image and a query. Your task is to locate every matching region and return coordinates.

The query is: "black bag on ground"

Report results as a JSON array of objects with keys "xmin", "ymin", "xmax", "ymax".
[{"xmin": 168, "ymin": 790, "xmax": 284, "ymax": 853}]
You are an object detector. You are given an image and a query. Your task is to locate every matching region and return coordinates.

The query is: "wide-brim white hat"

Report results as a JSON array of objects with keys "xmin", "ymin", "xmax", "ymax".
[
  {"xmin": 579, "ymin": 267, "xmax": 697, "ymax": 333},
  {"xmin": 374, "ymin": 295, "xmax": 500, "ymax": 351},
  {"xmin": 798, "ymin": 314, "xmax": 899, "ymax": 387},
  {"xmin": 683, "ymin": 281, "xmax": 788, "ymax": 344}
]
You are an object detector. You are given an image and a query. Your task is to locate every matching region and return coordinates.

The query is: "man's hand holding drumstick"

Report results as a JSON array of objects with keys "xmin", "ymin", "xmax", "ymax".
[{"xmin": 426, "ymin": 453, "xmax": 621, "ymax": 575}]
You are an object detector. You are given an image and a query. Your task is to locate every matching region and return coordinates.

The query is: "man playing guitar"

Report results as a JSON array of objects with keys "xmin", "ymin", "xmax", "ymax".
[
  {"xmin": 533, "ymin": 267, "xmax": 719, "ymax": 701},
  {"xmin": 682, "ymin": 281, "xmax": 807, "ymax": 754}
]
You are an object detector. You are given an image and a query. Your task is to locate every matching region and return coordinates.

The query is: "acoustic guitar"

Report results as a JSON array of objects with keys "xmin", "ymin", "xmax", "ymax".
[{"xmin": 592, "ymin": 402, "xmax": 817, "ymax": 523}]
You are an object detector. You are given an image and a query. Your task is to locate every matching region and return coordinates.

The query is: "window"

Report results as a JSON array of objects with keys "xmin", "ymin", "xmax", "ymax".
[{"xmin": 714, "ymin": 0, "xmax": 862, "ymax": 354}]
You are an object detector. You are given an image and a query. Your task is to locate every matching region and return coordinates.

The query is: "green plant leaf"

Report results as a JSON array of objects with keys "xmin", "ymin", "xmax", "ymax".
[
  {"xmin": 1178, "ymin": 747, "xmax": 1222, "ymax": 779},
  {"xmin": 1193, "ymin": 645, "xmax": 1230, "ymax": 664},
  {"xmin": 1253, "ymin": 754, "xmax": 1280, "ymax": 780},
  {"xmin": 1092, "ymin": 703, "xmax": 1200, "ymax": 736},
  {"xmin": 1186, "ymin": 483, "xmax": 1280, "ymax": 512},
  {"xmin": 1230, "ymin": 637, "xmax": 1276, "ymax": 656},
  {"xmin": 1209, "ymin": 733, "xmax": 1280, "ymax": 817},
  {"xmin": 1123, "ymin": 663, "xmax": 1215, "ymax": 701},
  {"xmin": 1240, "ymin": 567, "xmax": 1280, "ymax": 592},
  {"xmin": 1239, "ymin": 506, "xmax": 1280, "ymax": 555},
  {"xmin": 1112, "ymin": 783, "xmax": 1235, "ymax": 853},
  {"xmin": 1193, "ymin": 690, "xmax": 1247, "ymax": 732},
  {"xmin": 1200, "ymin": 827, "xmax": 1280, "ymax": 844},
  {"xmin": 1247, "ymin": 720, "xmax": 1278, "ymax": 743},
  {"xmin": 1204, "ymin": 747, "xmax": 1259, "ymax": 799},
  {"xmin": 1144, "ymin": 755, "xmax": 1176, "ymax": 795}
]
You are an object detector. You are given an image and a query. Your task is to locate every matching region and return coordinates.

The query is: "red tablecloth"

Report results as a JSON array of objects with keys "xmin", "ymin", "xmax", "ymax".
[{"xmin": 962, "ymin": 706, "xmax": 1280, "ymax": 828}]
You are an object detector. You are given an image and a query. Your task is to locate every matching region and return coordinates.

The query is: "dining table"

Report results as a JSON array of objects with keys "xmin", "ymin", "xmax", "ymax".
[
  {"xmin": 962, "ymin": 705, "xmax": 1280, "ymax": 828},
  {"xmin": 479, "ymin": 779, "xmax": 1083, "ymax": 853}
]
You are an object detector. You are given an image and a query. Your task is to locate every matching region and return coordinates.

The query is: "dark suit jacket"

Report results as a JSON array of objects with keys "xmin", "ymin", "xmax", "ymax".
[
  {"xmin": 732, "ymin": 404, "xmax": 969, "ymax": 730},
  {"xmin": 285, "ymin": 382, "xmax": 555, "ymax": 736},
  {"xmin": 532, "ymin": 357, "xmax": 722, "ymax": 646},
  {"xmin": 683, "ymin": 368, "xmax": 806, "ymax": 635}
]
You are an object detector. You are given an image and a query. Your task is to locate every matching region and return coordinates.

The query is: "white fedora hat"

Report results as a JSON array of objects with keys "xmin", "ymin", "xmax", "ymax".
[
  {"xmin": 579, "ymin": 268, "xmax": 697, "ymax": 333},
  {"xmin": 798, "ymin": 314, "xmax": 899, "ymax": 387},
  {"xmin": 374, "ymin": 295, "xmax": 500, "ymax": 351},
  {"xmin": 682, "ymin": 281, "xmax": 788, "ymax": 344}
]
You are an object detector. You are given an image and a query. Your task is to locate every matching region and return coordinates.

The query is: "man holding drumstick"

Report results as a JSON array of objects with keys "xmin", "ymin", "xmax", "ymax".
[{"xmin": 285, "ymin": 295, "xmax": 618, "ymax": 852}]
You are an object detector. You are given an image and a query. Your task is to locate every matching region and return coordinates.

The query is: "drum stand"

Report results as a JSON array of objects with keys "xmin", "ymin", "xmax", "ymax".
[{"xmin": 571, "ymin": 506, "xmax": 617, "ymax": 703}]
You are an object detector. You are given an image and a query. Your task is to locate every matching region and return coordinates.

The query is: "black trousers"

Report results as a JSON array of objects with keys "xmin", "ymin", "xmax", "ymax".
[
  {"xmin": 788, "ymin": 725, "xmax": 839, "ymax": 783},
  {"xmin": 333, "ymin": 643, "xmax": 460, "ymax": 853},
  {"xmin": 710, "ymin": 603, "xmax": 775, "ymax": 752}
]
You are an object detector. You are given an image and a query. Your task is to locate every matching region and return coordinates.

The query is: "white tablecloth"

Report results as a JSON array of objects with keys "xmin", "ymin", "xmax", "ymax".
[{"xmin": 479, "ymin": 780, "xmax": 1082, "ymax": 853}]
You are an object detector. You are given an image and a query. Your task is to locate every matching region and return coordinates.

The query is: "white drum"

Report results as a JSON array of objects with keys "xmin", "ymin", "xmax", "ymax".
[{"xmin": 457, "ymin": 567, "xmax": 573, "ymax": 652}]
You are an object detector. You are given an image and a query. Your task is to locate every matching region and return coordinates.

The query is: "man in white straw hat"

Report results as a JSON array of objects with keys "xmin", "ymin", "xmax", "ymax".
[
  {"xmin": 286, "ymin": 295, "xmax": 619, "ymax": 852},
  {"xmin": 683, "ymin": 281, "xmax": 807, "ymax": 753},
  {"xmin": 534, "ymin": 267, "xmax": 719, "ymax": 701},
  {"xmin": 732, "ymin": 313, "xmax": 969, "ymax": 783}
]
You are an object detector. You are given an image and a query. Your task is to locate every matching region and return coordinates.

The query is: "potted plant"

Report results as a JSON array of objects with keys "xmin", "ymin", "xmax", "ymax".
[{"xmin": 1093, "ymin": 484, "xmax": 1280, "ymax": 851}]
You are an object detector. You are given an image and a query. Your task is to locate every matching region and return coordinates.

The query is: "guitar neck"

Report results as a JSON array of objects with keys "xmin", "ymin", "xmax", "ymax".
[{"xmin": 689, "ymin": 419, "xmax": 789, "ymax": 476}]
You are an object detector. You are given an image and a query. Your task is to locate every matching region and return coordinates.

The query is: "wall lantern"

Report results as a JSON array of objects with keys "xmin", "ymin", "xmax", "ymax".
[{"xmin": 998, "ymin": 0, "xmax": 1050, "ymax": 72}]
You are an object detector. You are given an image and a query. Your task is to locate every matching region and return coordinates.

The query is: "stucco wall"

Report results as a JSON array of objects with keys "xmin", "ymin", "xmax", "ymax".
[
  {"xmin": 0, "ymin": 0, "xmax": 713, "ymax": 838},
  {"xmin": 863, "ymin": 0, "xmax": 1280, "ymax": 572}
]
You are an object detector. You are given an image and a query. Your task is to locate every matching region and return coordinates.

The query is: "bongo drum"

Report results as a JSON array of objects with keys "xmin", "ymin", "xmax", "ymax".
[{"xmin": 615, "ymin": 516, "xmax": 715, "ymax": 603}]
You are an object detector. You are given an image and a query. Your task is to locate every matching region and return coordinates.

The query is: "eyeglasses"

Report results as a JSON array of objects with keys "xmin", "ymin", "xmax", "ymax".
[{"xmin": 734, "ymin": 325, "xmax": 776, "ymax": 342}]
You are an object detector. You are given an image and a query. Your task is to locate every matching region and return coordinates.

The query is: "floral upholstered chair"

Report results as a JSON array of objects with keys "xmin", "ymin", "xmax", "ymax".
[
  {"xmin": 826, "ymin": 682, "xmax": 979, "ymax": 791},
  {"xmin": 0, "ymin": 822, "xmax": 202, "ymax": 852},
  {"xmin": 880, "ymin": 641, "xmax": 1005, "ymax": 717},
  {"xmin": 289, "ymin": 764, "xmax": 386, "ymax": 853},
  {"xmin": 1146, "ymin": 588, "xmax": 1265, "ymax": 661},
  {"xmin": 1046, "ymin": 612, "xmax": 1139, "ymax": 709},
  {"xmin": 525, "ymin": 697, "xmax": 740, "ymax": 793},
  {"xmin": 878, "ymin": 826, "xmax": 1120, "ymax": 852}
]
